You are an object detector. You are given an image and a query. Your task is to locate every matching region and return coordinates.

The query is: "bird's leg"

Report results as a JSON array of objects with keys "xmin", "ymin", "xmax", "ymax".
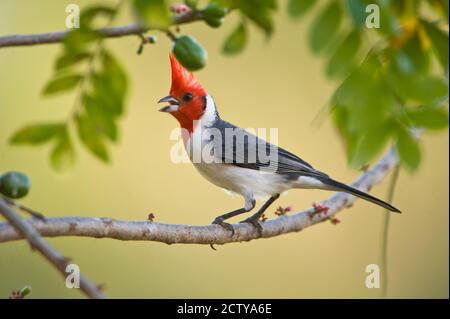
[
  {"xmin": 212, "ymin": 208, "xmax": 247, "ymax": 235},
  {"xmin": 239, "ymin": 194, "xmax": 280, "ymax": 236},
  {"xmin": 211, "ymin": 197, "xmax": 256, "ymax": 236}
]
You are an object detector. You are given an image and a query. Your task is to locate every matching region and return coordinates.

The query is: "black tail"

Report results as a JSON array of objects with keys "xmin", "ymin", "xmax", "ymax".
[{"xmin": 318, "ymin": 177, "xmax": 401, "ymax": 213}]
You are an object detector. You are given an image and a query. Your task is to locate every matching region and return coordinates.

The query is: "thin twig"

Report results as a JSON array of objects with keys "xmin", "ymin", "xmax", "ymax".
[
  {"xmin": 0, "ymin": 149, "xmax": 400, "ymax": 245},
  {"xmin": 0, "ymin": 199, "xmax": 106, "ymax": 299},
  {"xmin": 2, "ymin": 197, "xmax": 46, "ymax": 221},
  {"xmin": 0, "ymin": 11, "xmax": 204, "ymax": 48},
  {"xmin": 380, "ymin": 164, "xmax": 400, "ymax": 298},
  {"xmin": 165, "ymin": 30, "xmax": 178, "ymax": 41}
]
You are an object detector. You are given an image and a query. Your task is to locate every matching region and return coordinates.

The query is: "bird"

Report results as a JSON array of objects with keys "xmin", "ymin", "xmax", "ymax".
[{"xmin": 158, "ymin": 54, "xmax": 401, "ymax": 234}]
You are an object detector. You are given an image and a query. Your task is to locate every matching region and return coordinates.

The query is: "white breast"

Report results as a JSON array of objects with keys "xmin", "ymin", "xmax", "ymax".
[
  {"xmin": 182, "ymin": 95, "xmax": 291, "ymax": 198},
  {"xmin": 193, "ymin": 161, "xmax": 292, "ymax": 198}
]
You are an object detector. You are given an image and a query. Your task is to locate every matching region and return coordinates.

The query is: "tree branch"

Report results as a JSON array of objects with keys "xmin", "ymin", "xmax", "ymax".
[
  {"xmin": 0, "ymin": 149, "xmax": 399, "ymax": 245},
  {"xmin": 0, "ymin": 11, "xmax": 203, "ymax": 48},
  {"xmin": 0, "ymin": 199, "xmax": 106, "ymax": 299}
]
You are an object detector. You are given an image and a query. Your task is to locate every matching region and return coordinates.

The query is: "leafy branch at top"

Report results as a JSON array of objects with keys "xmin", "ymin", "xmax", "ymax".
[
  {"xmin": 7, "ymin": 0, "xmax": 273, "ymax": 169},
  {"xmin": 10, "ymin": 3, "xmax": 128, "ymax": 170},
  {"xmin": 288, "ymin": 0, "xmax": 448, "ymax": 172},
  {"xmin": 5, "ymin": 0, "xmax": 449, "ymax": 173}
]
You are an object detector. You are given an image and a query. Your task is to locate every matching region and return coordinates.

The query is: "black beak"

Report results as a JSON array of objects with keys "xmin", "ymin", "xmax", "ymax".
[{"xmin": 157, "ymin": 95, "xmax": 180, "ymax": 113}]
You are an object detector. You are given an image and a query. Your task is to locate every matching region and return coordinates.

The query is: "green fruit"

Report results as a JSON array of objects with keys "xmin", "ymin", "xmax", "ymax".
[
  {"xmin": 203, "ymin": 3, "xmax": 227, "ymax": 19},
  {"xmin": 0, "ymin": 171, "xmax": 31, "ymax": 199},
  {"xmin": 172, "ymin": 35, "xmax": 207, "ymax": 71},
  {"xmin": 204, "ymin": 16, "xmax": 223, "ymax": 28}
]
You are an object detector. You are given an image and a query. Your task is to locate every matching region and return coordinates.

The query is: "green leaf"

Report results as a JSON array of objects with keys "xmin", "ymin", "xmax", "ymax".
[
  {"xmin": 378, "ymin": 2, "xmax": 401, "ymax": 36},
  {"xmin": 326, "ymin": 29, "xmax": 362, "ymax": 78},
  {"xmin": 222, "ymin": 22, "xmax": 247, "ymax": 55},
  {"xmin": 42, "ymin": 74, "xmax": 81, "ymax": 95},
  {"xmin": 63, "ymin": 28, "xmax": 101, "ymax": 53},
  {"xmin": 76, "ymin": 115, "xmax": 110, "ymax": 162},
  {"xmin": 334, "ymin": 55, "xmax": 386, "ymax": 117},
  {"xmin": 331, "ymin": 105, "xmax": 359, "ymax": 163},
  {"xmin": 440, "ymin": 0, "xmax": 449, "ymax": 21},
  {"xmin": 331, "ymin": 104, "xmax": 351, "ymax": 137},
  {"xmin": 332, "ymin": 54, "xmax": 396, "ymax": 160},
  {"xmin": 426, "ymin": 0, "xmax": 449, "ymax": 22},
  {"xmin": 172, "ymin": 35, "xmax": 207, "ymax": 71},
  {"xmin": 80, "ymin": 5, "xmax": 116, "ymax": 26},
  {"xmin": 9, "ymin": 123, "xmax": 63, "ymax": 145},
  {"xmin": 407, "ymin": 106, "xmax": 449, "ymax": 130},
  {"xmin": 55, "ymin": 52, "xmax": 91, "ymax": 71},
  {"xmin": 102, "ymin": 50, "xmax": 128, "ymax": 97},
  {"xmin": 309, "ymin": 1, "xmax": 343, "ymax": 54},
  {"xmin": 83, "ymin": 95, "xmax": 118, "ymax": 142},
  {"xmin": 0, "ymin": 171, "xmax": 31, "ymax": 199},
  {"xmin": 394, "ymin": 50, "xmax": 416, "ymax": 75},
  {"xmin": 132, "ymin": 0, "xmax": 171, "ymax": 29},
  {"xmin": 50, "ymin": 127, "xmax": 75, "ymax": 171},
  {"xmin": 396, "ymin": 126, "xmax": 421, "ymax": 171},
  {"xmin": 90, "ymin": 50, "xmax": 128, "ymax": 116},
  {"xmin": 288, "ymin": 0, "xmax": 316, "ymax": 19},
  {"xmin": 350, "ymin": 122, "xmax": 392, "ymax": 168},
  {"xmin": 346, "ymin": 0, "xmax": 367, "ymax": 27},
  {"xmin": 395, "ymin": 33, "xmax": 431, "ymax": 75},
  {"xmin": 387, "ymin": 68, "xmax": 449, "ymax": 104},
  {"xmin": 234, "ymin": 0, "xmax": 275, "ymax": 36},
  {"xmin": 91, "ymin": 74, "xmax": 123, "ymax": 116},
  {"xmin": 423, "ymin": 21, "xmax": 449, "ymax": 71}
]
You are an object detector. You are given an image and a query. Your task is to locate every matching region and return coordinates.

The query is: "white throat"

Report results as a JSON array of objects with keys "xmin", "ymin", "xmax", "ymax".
[{"xmin": 200, "ymin": 95, "xmax": 218, "ymax": 127}]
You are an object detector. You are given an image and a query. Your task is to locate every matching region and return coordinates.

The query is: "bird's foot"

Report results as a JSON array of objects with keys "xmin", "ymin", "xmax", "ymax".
[
  {"xmin": 212, "ymin": 218, "xmax": 235, "ymax": 236},
  {"xmin": 239, "ymin": 217, "xmax": 263, "ymax": 237}
]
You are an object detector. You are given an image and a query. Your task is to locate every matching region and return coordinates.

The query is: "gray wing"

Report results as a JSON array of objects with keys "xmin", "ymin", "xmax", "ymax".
[
  {"xmin": 204, "ymin": 120, "xmax": 402, "ymax": 213},
  {"xmin": 209, "ymin": 120, "xmax": 330, "ymax": 179}
]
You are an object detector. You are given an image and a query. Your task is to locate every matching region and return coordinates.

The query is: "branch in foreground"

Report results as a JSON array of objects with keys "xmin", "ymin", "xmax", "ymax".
[
  {"xmin": 0, "ymin": 199, "xmax": 105, "ymax": 299},
  {"xmin": 0, "ymin": 149, "xmax": 399, "ymax": 245},
  {"xmin": 0, "ymin": 11, "xmax": 203, "ymax": 48}
]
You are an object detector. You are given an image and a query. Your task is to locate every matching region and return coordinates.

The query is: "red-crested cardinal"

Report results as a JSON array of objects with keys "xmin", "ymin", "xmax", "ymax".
[{"xmin": 158, "ymin": 55, "xmax": 401, "ymax": 234}]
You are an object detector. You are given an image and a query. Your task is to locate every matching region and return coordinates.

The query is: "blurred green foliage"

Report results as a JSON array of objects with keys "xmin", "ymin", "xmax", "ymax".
[
  {"xmin": 314, "ymin": 0, "xmax": 449, "ymax": 171},
  {"xmin": 222, "ymin": 21, "xmax": 247, "ymax": 55},
  {"xmin": 133, "ymin": 0, "xmax": 171, "ymax": 29},
  {"xmin": 8, "ymin": 0, "xmax": 449, "ymax": 173},
  {"xmin": 10, "ymin": 4, "xmax": 127, "ymax": 170}
]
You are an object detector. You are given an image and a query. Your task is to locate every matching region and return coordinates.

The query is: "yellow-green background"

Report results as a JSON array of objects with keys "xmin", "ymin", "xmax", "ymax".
[{"xmin": 0, "ymin": 0, "xmax": 448, "ymax": 298}]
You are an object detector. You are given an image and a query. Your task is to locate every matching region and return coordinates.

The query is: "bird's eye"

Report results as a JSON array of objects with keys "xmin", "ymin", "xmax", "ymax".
[{"xmin": 182, "ymin": 92, "xmax": 193, "ymax": 102}]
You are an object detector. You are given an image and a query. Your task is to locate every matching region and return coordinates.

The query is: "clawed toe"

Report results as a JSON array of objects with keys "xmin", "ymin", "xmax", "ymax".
[
  {"xmin": 239, "ymin": 218, "xmax": 263, "ymax": 236},
  {"xmin": 212, "ymin": 219, "xmax": 235, "ymax": 236}
]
